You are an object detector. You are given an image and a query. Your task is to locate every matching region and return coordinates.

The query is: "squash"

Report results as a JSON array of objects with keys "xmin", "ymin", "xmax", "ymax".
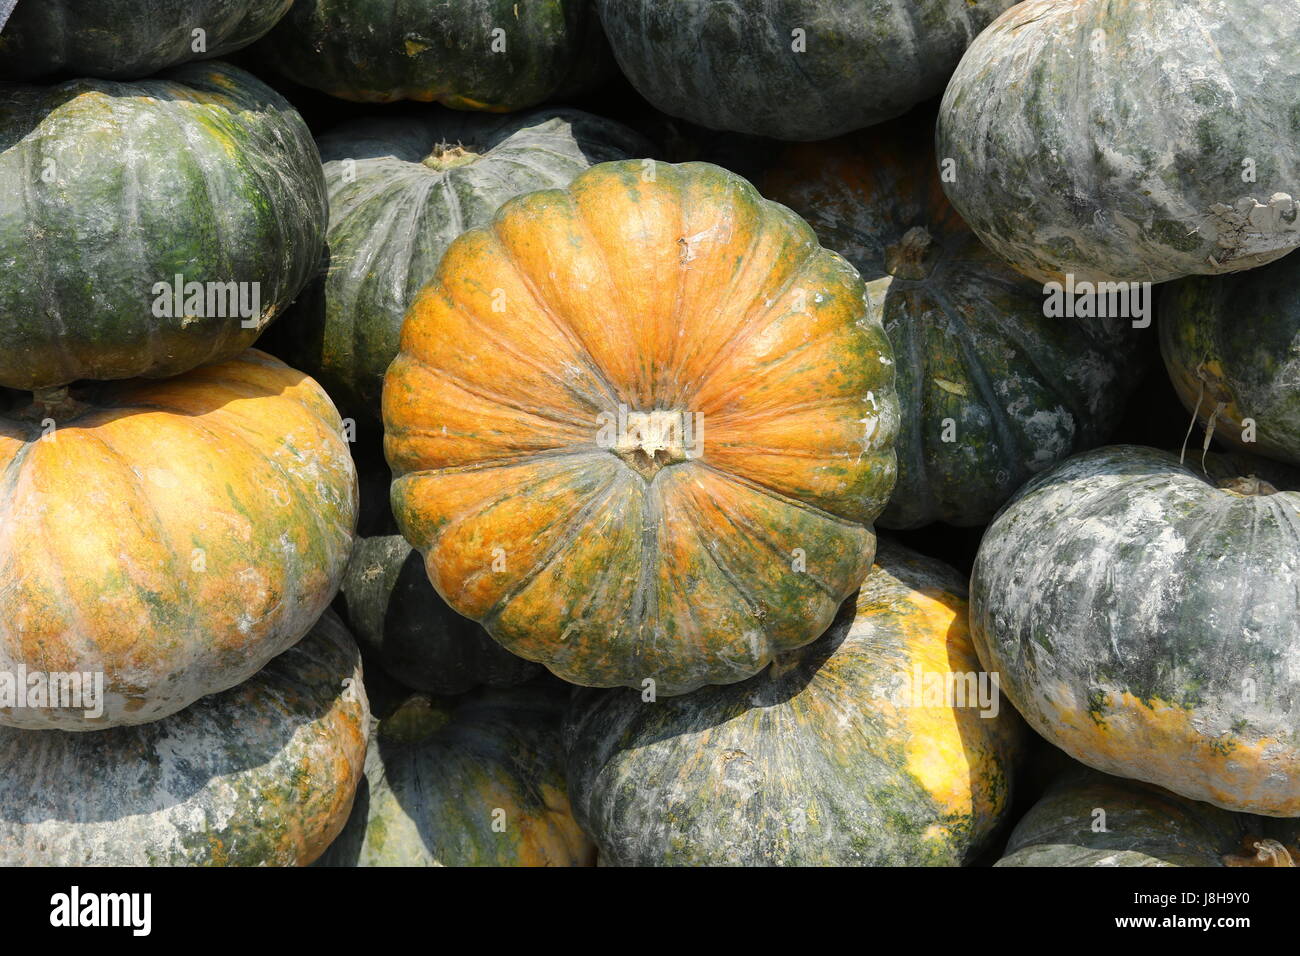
[
  {"xmin": 0, "ymin": 1, "xmax": 293, "ymax": 80},
  {"xmin": 763, "ymin": 116, "xmax": 1149, "ymax": 528},
  {"xmin": 256, "ymin": 0, "xmax": 599, "ymax": 109},
  {"xmin": 0, "ymin": 62, "xmax": 327, "ymax": 390},
  {"xmin": 563, "ymin": 539, "xmax": 1025, "ymax": 866},
  {"xmin": 1160, "ymin": 252, "xmax": 1300, "ymax": 467},
  {"xmin": 262, "ymin": 108, "xmax": 649, "ymax": 427},
  {"xmin": 318, "ymin": 683, "xmax": 594, "ymax": 866},
  {"xmin": 997, "ymin": 767, "xmax": 1299, "ymax": 868},
  {"xmin": 938, "ymin": 0, "xmax": 1300, "ymax": 284},
  {"xmin": 970, "ymin": 444, "xmax": 1300, "ymax": 816},
  {"xmin": 0, "ymin": 350, "xmax": 357, "ymax": 730},
  {"xmin": 0, "ymin": 609, "xmax": 369, "ymax": 866},
  {"xmin": 596, "ymin": 0, "xmax": 1017, "ymax": 141},
  {"xmin": 338, "ymin": 534, "xmax": 539, "ymax": 696},
  {"xmin": 384, "ymin": 159, "xmax": 899, "ymax": 695}
]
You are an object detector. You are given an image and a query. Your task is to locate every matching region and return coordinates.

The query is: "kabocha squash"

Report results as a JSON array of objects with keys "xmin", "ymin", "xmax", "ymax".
[
  {"xmin": 0, "ymin": 1, "xmax": 293, "ymax": 80},
  {"xmin": 384, "ymin": 159, "xmax": 899, "ymax": 696},
  {"xmin": 263, "ymin": 108, "xmax": 648, "ymax": 427},
  {"xmin": 0, "ymin": 350, "xmax": 357, "ymax": 730},
  {"xmin": 971, "ymin": 445, "xmax": 1300, "ymax": 816},
  {"xmin": 318, "ymin": 684, "xmax": 594, "ymax": 866},
  {"xmin": 563, "ymin": 540, "xmax": 1024, "ymax": 866},
  {"xmin": 0, "ymin": 609, "xmax": 368, "ymax": 866},
  {"xmin": 1160, "ymin": 252, "xmax": 1300, "ymax": 467},
  {"xmin": 938, "ymin": 0, "xmax": 1300, "ymax": 284},
  {"xmin": 338, "ymin": 535, "xmax": 539, "ymax": 696},
  {"xmin": 997, "ymin": 767, "xmax": 1299, "ymax": 868},
  {"xmin": 596, "ymin": 0, "xmax": 1017, "ymax": 141},
  {"xmin": 257, "ymin": 0, "xmax": 599, "ymax": 108},
  {"xmin": 0, "ymin": 62, "xmax": 326, "ymax": 390},
  {"xmin": 763, "ymin": 117, "xmax": 1148, "ymax": 529}
]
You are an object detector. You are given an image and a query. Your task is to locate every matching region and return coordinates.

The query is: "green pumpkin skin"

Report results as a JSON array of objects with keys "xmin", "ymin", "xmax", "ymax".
[
  {"xmin": 0, "ymin": 1, "xmax": 293, "ymax": 80},
  {"xmin": 0, "ymin": 62, "xmax": 327, "ymax": 390},
  {"xmin": 262, "ymin": 108, "xmax": 648, "ymax": 427},
  {"xmin": 1160, "ymin": 253, "xmax": 1300, "ymax": 468},
  {"xmin": 563, "ymin": 540, "xmax": 1024, "ymax": 866},
  {"xmin": 319, "ymin": 684, "xmax": 595, "ymax": 867},
  {"xmin": 938, "ymin": 0, "xmax": 1300, "ymax": 284},
  {"xmin": 0, "ymin": 610, "xmax": 369, "ymax": 866},
  {"xmin": 338, "ymin": 535, "xmax": 539, "ymax": 696},
  {"xmin": 971, "ymin": 445, "xmax": 1300, "ymax": 816},
  {"xmin": 256, "ymin": 0, "xmax": 596, "ymax": 109}
]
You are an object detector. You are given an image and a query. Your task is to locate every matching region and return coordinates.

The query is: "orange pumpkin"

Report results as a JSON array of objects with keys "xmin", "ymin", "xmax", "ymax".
[
  {"xmin": 384, "ymin": 160, "xmax": 898, "ymax": 695},
  {"xmin": 0, "ymin": 350, "xmax": 358, "ymax": 730}
]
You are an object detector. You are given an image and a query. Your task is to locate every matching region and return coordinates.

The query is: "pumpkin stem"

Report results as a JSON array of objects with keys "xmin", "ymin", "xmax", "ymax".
[
  {"xmin": 422, "ymin": 141, "xmax": 479, "ymax": 170},
  {"xmin": 19, "ymin": 385, "xmax": 87, "ymax": 424},
  {"xmin": 1217, "ymin": 475, "xmax": 1280, "ymax": 497},
  {"xmin": 1222, "ymin": 837, "xmax": 1295, "ymax": 867},
  {"xmin": 610, "ymin": 409, "xmax": 696, "ymax": 480},
  {"xmin": 884, "ymin": 226, "xmax": 938, "ymax": 281},
  {"xmin": 379, "ymin": 694, "xmax": 454, "ymax": 743}
]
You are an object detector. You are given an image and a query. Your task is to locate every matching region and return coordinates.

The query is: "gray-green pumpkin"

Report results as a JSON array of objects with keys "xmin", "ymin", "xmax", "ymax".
[
  {"xmin": 1160, "ymin": 251, "xmax": 1300, "ymax": 468},
  {"xmin": 261, "ymin": 108, "xmax": 648, "ymax": 426},
  {"xmin": 0, "ymin": 610, "xmax": 369, "ymax": 866},
  {"xmin": 596, "ymin": 0, "xmax": 1017, "ymax": 141},
  {"xmin": 0, "ymin": 61, "xmax": 326, "ymax": 390},
  {"xmin": 971, "ymin": 444, "xmax": 1300, "ymax": 817},
  {"xmin": 938, "ymin": 0, "xmax": 1300, "ymax": 284},
  {"xmin": 0, "ymin": 0, "xmax": 293, "ymax": 80}
]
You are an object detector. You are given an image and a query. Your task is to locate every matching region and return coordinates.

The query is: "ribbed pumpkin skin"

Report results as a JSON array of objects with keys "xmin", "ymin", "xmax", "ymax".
[
  {"xmin": 384, "ymin": 160, "xmax": 899, "ymax": 696},
  {"xmin": 0, "ymin": 350, "xmax": 358, "ymax": 730},
  {"xmin": 971, "ymin": 445, "xmax": 1300, "ymax": 816},
  {"xmin": 0, "ymin": 610, "xmax": 369, "ymax": 866},
  {"xmin": 1160, "ymin": 253, "xmax": 1300, "ymax": 467},
  {"xmin": 763, "ymin": 120, "xmax": 1148, "ymax": 529},
  {"xmin": 564, "ymin": 540, "xmax": 1024, "ymax": 866},
  {"xmin": 597, "ymin": 0, "xmax": 1016, "ymax": 141},
  {"xmin": 338, "ymin": 535, "xmax": 539, "ymax": 696},
  {"xmin": 0, "ymin": 1, "xmax": 293, "ymax": 80},
  {"xmin": 319, "ymin": 685, "xmax": 595, "ymax": 866},
  {"xmin": 258, "ymin": 0, "xmax": 592, "ymax": 108},
  {"xmin": 263, "ymin": 109, "xmax": 648, "ymax": 427},
  {"xmin": 0, "ymin": 62, "xmax": 326, "ymax": 390},
  {"xmin": 938, "ymin": 0, "xmax": 1300, "ymax": 284}
]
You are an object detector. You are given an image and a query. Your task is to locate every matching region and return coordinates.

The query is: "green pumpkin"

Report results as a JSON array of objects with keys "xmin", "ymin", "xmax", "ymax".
[
  {"xmin": 1160, "ymin": 252, "xmax": 1300, "ymax": 468},
  {"xmin": 261, "ymin": 108, "xmax": 648, "ymax": 427},
  {"xmin": 938, "ymin": 0, "xmax": 1300, "ymax": 284},
  {"xmin": 338, "ymin": 534, "xmax": 539, "ymax": 696},
  {"xmin": 763, "ymin": 116, "xmax": 1149, "ymax": 528},
  {"xmin": 319, "ymin": 684, "xmax": 595, "ymax": 867},
  {"xmin": 563, "ymin": 540, "xmax": 1024, "ymax": 866},
  {"xmin": 0, "ymin": 62, "xmax": 326, "ymax": 390},
  {"xmin": 971, "ymin": 445, "xmax": 1300, "ymax": 817},
  {"xmin": 0, "ymin": 610, "xmax": 369, "ymax": 866},
  {"xmin": 997, "ymin": 767, "xmax": 1299, "ymax": 868},
  {"xmin": 256, "ymin": 0, "xmax": 600, "ymax": 108},
  {"xmin": 0, "ymin": 0, "xmax": 293, "ymax": 80}
]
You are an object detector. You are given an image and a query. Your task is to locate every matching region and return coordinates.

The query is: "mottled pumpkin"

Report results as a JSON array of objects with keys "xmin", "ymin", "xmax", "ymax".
[
  {"xmin": 763, "ymin": 117, "xmax": 1149, "ymax": 528},
  {"xmin": 1160, "ymin": 252, "xmax": 1300, "ymax": 467},
  {"xmin": 597, "ymin": 0, "xmax": 1016, "ymax": 141},
  {"xmin": 338, "ymin": 534, "xmax": 539, "ymax": 696},
  {"xmin": 563, "ymin": 540, "xmax": 1024, "ymax": 866},
  {"xmin": 318, "ymin": 683, "xmax": 594, "ymax": 866},
  {"xmin": 0, "ymin": 62, "xmax": 327, "ymax": 390},
  {"xmin": 384, "ymin": 159, "xmax": 898, "ymax": 695},
  {"xmin": 971, "ymin": 445, "xmax": 1300, "ymax": 816},
  {"xmin": 0, "ymin": 1, "xmax": 293, "ymax": 80},
  {"xmin": 997, "ymin": 767, "xmax": 1298, "ymax": 868},
  {"xmin": 262, "ymin": 108, "xmax": 648, "ymax": 427},
  {"xmin": 0, "ymin": 609, "xmax": 369, "ymax": 866},
  {"xmin": 938, "ymin": 0, "xmax": 1300, "ymax": 284},
  {"xmin": 257, "ymin": 0, "xmax": 599, "ymax": 108},
  {"xmin": 0, "ymin": 350, "xmax": 357, "ymax": 730}
]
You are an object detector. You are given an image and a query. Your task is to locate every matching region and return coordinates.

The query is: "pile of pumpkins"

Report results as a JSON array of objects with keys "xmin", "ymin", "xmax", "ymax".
[{"xmin": 0, "ymin": 0, "xmax": 1297, "ymax": 867}]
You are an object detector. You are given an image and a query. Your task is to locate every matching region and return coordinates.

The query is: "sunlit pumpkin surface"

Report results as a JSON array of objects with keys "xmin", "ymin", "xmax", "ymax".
[{"xmin": 383, "ymin": 160, "xmax": 898, "ymax": 695}]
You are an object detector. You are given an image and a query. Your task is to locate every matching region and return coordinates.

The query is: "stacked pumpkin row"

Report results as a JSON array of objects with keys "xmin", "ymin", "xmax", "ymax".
[{"xmin": 1, "ymin": 0, "xmax": 1298, "ymax": 867}]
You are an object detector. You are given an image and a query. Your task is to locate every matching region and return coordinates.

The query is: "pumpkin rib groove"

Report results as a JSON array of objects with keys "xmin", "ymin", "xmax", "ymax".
[
  {"xmin": 693, "ymin": 458, "xmax": 874, "ymax": 532},
  {"xmin": 897, "ymin": 299, "xmax": 938, "ymax": 522}
]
